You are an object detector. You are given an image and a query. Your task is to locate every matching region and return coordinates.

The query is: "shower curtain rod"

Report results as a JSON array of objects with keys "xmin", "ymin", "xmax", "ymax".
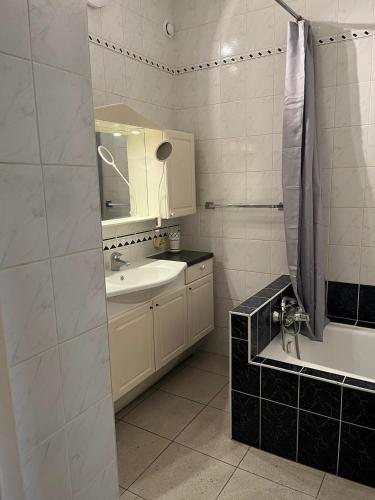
[{"xmin": 274, "ymin": 0, "xmax": 303, "ymax": 21}]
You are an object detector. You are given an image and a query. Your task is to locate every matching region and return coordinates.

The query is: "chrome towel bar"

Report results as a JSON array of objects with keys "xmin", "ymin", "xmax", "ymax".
[{"xmin": 205, "ymin": 201, "xmax": 284, "ymax": 210}]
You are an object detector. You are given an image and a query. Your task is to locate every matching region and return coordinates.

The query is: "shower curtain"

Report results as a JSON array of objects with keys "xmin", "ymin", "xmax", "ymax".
[{"xmin": 282, "ymin": 20, "xmax": 327, "ymax": 341}]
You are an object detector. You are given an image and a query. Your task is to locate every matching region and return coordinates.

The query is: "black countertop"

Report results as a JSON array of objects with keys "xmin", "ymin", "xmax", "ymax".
[{"xmin": 148, "ymin": 250, "xmax": 214, "ymax": 267}]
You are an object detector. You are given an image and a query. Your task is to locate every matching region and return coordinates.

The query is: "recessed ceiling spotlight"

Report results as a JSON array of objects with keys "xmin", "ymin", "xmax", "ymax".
[
  {"xmin": 113, "ymin": 132, "xmax": 122, "ymax": 137},
  {"xmin": 131, "ymin": 130, "xmax": 141, "ymax": 135}
]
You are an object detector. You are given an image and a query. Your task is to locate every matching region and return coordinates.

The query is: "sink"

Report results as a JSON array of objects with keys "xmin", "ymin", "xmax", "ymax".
[{"xmin": 105, "ymin": 259, "xmax": 187, "ymax": 297}]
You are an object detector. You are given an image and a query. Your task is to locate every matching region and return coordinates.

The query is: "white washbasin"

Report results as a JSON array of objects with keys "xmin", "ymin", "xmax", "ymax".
[{"xmin": 105, "ymin": 259, "xmax": 187, "ymax": 297}]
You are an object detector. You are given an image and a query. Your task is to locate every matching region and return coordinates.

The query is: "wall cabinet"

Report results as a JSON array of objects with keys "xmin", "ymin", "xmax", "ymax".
[
  {"xmin": 108, "ymin": 259, "xmax": 213, "ymax": 402},
  {"xmin": 159, "ymin": 130, "xmax": 196, "ymax": 220}
]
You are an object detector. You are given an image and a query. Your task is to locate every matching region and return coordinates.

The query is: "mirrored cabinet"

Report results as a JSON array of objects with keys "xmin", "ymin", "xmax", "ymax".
[{"xmin": 94, "ymin": 103, "xmax": 196, "ymax": 227}]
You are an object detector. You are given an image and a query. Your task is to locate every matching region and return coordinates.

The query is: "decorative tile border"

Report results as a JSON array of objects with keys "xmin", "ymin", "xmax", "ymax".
[
  {"xmin": 102, "ymin": 224, "xmax": 179, "ymax": 251},
  {"xmin": 89, "ymin": 33, "xmax": 175, "ymax": 74},
  {"xmin": 89, "ymin": 28, "xmax": 374, "ymax": 76}
]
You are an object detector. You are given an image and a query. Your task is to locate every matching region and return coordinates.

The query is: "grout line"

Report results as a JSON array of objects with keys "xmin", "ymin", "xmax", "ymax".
[
  {"xmin": 122, "ymin": 375, "xmax": 229, "ymax": 491},
  {"xmin": 157, "ymin": 383, "xmax": 228, "ymax": 408},
  {"xmin": 236, "ymin": 461, "xmax": 321, "ymax": 499},
  {"xmin": 118, "ymin": 360, "xmax": 331, "ymax": 499},
  {"xmin": 316, "ymin": 473, "xmax": 326, "ymax": 499},
  {"xmin": 0, "ymin": 244, "xmax": 104, "ymax": 275},
  {"xmin": 296, "ymin": 375, "xmax": 300, "ymax": 462},
  {"xmin": 115, "ymin": 388, "xmax": 158, "ymax": 421},
  {"xmin": 24, "ymin": 7, "xmax": 73, "ymax": 499},
  {"xmin": 259, "ymin": 366, "xmax": 262, "ymax": 449},
  {"xmin": 214, "ymin": 467, "xmax": 237, "ymax": 499},
  {"xmin": 336, "ymin": 385, "xmax": 344, "ymax": 475},
  {"xmin": 125, "ymin": 490, "xmax": 147, "ymax": 500},
  {"xmin": 118, "ymin": 357, "xmax": 233, "ymax": 492},
  {"xmin": 121, "ymin": 439, "xmax": 174, "ymax": 491}
]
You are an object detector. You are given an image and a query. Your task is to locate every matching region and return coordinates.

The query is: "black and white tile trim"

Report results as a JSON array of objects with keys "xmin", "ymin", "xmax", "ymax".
[
  {"xmin": 102, "ymin": 224, "xmax": 179, "ymax": 251},
  {"xmin": 89, "ymin": 28, "xmax": 374, "ymax": 77},
  {"xmin": 248, "ymin": 356, "xmax": 375, "ymax": 394},
  {"xmin": 88, "ymin": 32, "xmax": 175, "ymax": 75}
]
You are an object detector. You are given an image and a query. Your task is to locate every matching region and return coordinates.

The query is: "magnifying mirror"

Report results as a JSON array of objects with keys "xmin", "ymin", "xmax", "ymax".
[
  {"xmin": 156, "ymin": 141, "xmax": 173, "ymax": 162},
  {"xmin": 97, "ymin": 145, "xmax": 115, "ymax": 166}
]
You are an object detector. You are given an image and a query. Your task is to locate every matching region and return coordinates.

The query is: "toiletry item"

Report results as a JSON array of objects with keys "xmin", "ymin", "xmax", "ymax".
[
  {"xmin": 153, "ymin": 229, "xmax": 167, "ymax": 250},
  {"xmin": 168, "ymin": 230, "xmax": 181, "ymax": 253}
]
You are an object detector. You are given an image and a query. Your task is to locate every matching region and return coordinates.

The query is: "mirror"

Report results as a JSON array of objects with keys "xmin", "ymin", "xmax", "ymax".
[
  {"xmin": 95, "ymin": 126, "xmax": 149, "ymax": 222},
  {"xmin": 156, "ymin": 141, "xmax": 173, "ymax": 161}
]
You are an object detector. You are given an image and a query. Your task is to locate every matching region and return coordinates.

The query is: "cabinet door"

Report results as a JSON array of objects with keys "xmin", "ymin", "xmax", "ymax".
[
  {"xmin": 188, "ymin": 274, "xmax": 214, "ymax": 345},
  {"xmin": 108, "ymin": 303, "xmax": 155, "ymax": 402},
  {"xmin": 153, "ymin": 288, "xmax": 187, "ymax": 370},
  {"xmin": 163, "ymin": 130, "xmax": 196, "ymax": 218}
]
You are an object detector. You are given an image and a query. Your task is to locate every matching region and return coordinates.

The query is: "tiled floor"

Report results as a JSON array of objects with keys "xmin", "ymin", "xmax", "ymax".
[{"xmin": 116, "ymin": 351, "xmax": 375, "ymax": 500}]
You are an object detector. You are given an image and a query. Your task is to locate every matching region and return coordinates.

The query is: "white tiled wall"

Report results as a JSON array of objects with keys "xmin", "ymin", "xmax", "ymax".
[
  {"xmin": 0, "ymin": 1, "xmax": 117, "ymax": 499},
  {"xmin": 87, "ymin": 0, "xmax": 175, "ymax": 129},
  {"xmin": 87, "ymin": 0, "xmax": 375, "ymax": 357},
  {"xmin": 173, "ymin": 0, "xmax": 375, "ymax": 354}
]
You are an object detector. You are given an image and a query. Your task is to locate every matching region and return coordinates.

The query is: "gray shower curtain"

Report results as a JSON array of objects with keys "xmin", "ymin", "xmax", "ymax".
[{"xmin": 282, "ymin": 20, "xmax": 327, "ymax": 341}]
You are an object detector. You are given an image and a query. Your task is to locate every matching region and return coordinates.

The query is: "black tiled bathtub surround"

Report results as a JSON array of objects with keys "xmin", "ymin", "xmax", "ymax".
[
  {"xmin": 231, "ymin": 344, "xmax": 375, "ymax": 487},
  {"xmin": 231, "ymin": 274, "xmax": 375, "ymax": 489},
  {"xmin": 327, "ymin": 280, "xmax": 375, "ymax": 327},
  {"xmin": 231, "ymin": 274, "xmax": 293, "ymax": 357}
]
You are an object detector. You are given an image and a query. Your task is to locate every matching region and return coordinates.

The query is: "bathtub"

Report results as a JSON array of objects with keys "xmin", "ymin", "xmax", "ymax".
[
  {"xmin": 231, "ymin": 279, "xmax": 375, "ymax": 488},
  {"xmin": 261, "ymin": 321, "xmax": 375, "ymax": 382}
]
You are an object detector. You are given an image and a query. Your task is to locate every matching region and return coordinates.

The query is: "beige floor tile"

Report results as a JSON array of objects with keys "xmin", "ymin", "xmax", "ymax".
[
  {"xmin": 239, "ymin": 448, "xmax": 324, "ymax": 496},
  {"xmin": 116, "ymin": 421, "xmax": 170, "ymax": 489},
  {"xmin": 175, "ymin": 406, "xmax": 248, "ymax": 466},
  {"xmin": 186, "ymin": 350, "xmax": 229, "ymax": 376},
  {"xmin": 318, "ymin": 473, "xmax": 375, "ymax": 500},
  {"xmin": 120, "ymin": 491, "xmax": 143, "ymax": 499},
  {"xmin": 123, "ymin": 390, "xmax": 204, "ymax": 439},
  {"xmin": 116, "ymin": 388, "xmax": 157, "ymax": 420},
  {"xmin": 218, "ymin": 468, "xmax": 315, "ymax": 500},
  {"xmin": 160, "ymin": 365, "xmax": 228, "ymax": 404},
  {"xmin": 131, "ymin": 442, "xmax": 235, "ymax": 500},
  {"xmin": 208, "ymin": 383, "xmax": 230, "ymax": 411}
]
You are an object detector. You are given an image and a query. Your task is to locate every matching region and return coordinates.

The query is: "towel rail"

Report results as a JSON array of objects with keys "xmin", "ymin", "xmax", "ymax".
[{"xmin": 205, "ymin": 201, "xmax": 284, "ymax": 211}]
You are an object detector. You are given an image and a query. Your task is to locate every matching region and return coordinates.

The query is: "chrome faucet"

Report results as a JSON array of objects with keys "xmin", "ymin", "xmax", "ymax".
[
  {"xmin": 110, "ymin": 252, "xmax": 130, "ymax": 271},
  {"xmin": 280, "ymin": 297, "xmax": 310, "ymax": 327},
  {"xmin": 273, "ymin": 296, "xmax": 310, "ymax": 359}
]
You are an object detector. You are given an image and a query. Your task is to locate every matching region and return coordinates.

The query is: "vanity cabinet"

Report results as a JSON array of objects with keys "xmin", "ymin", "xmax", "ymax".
[
  {"xmin": 154, "ymin": 288, "xmax": 187, "ymax": 370},
  {"xmin": 108, "ymin": 257, "xmax": 214, "ymax": 403},
  {"xmin": 108, "ymin": 303, "xmax": 155, "ymax": 401},
  {"xmin": 187, "ymin": 274, "xmax": 214, "ymax": 345}
]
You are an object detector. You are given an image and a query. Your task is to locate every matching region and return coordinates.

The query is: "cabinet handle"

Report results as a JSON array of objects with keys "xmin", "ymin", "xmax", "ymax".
[
  {"xmin": 155, "ymin": 303, "xmax": 159, "ymax": 307},
  {"xmin": 170, "ymin": 212, "xmax": 175, "ymax": 216},
  {"xmin": 188, "ymin": 287, "xmax": 192, "ymax": 290},
  {"xmin": 200, "ymin": 264, "xmax": 206, "ymax": 270},
  {"xmin": 150, "ymin": 306, "xmax": 153, "ymax": 309}
]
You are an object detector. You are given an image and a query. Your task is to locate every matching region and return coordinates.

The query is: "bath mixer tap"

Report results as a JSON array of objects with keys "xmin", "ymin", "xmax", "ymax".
[
  {"xmin": 111, "ymin": 252, "xmax": 131, "ymax": 271},
  {"xmin": 273, "ymin": 296, "xmax": 310, "ymax": 359},
  {"xmin": 279, "ymin": 297, "xmax": 309, "ymax": 327}
]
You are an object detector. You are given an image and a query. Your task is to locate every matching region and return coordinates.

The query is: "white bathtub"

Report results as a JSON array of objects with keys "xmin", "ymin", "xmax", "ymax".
[{"xmin": 261, "ymin": 322, "xmax": 375, "ymax": 382}]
